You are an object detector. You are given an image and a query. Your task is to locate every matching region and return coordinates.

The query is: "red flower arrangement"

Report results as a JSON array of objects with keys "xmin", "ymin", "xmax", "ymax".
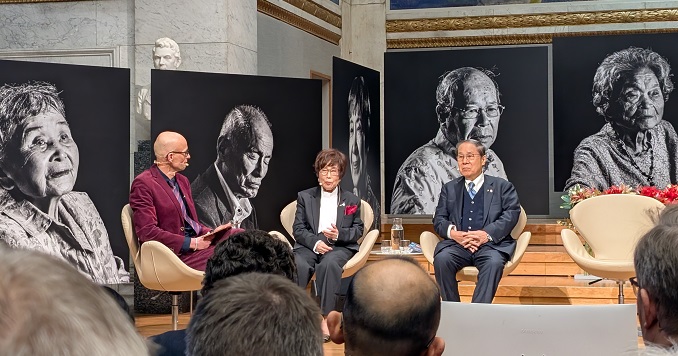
[{"xmin": 562, "ymin": 184, "xmax": 678, "ymax": 209}]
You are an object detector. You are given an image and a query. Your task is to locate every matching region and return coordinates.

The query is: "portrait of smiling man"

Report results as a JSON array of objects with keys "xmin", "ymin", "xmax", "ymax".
[
  {"xmin": 391, "ymin": 67, "xmax": 508, "ymax": 215},
  {"xmin": 191, "ymin": 104, "xmax": 273, "ymax": 229}
]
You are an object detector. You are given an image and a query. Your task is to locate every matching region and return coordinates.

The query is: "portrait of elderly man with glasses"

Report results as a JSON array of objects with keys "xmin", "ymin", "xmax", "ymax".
[
  {"xmin": 564, "ymin": 47, "xmax": 678, "ymax": 191},
  {"xmin": 191, "ymin": 104, "xmax": 273, "ymax": 230},
  {"xmin": 391, "ymin": 67, "xmax": 507, "ymax": 215}
]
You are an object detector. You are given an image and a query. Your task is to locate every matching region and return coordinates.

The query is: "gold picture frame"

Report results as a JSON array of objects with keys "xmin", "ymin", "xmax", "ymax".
[{"xmin": 386, "ymin": 7, "xmax": 678, "ymax": 48}]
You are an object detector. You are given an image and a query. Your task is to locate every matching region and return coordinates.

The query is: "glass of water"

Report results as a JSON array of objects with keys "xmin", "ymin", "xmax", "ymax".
[
  {"xmin": 381, "ymin": 240, "xmax": 391, "ymax": 254},
  {"xmin": 401, "ymin": 239, "xmax": 412, "ymax": 253}
]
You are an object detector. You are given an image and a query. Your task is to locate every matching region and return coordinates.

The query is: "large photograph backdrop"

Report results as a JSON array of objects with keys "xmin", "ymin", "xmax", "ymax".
[
  {"xmin": 553, "ymin": 33, "xmax": 678, "ymax": 193},
  {"xmin": 384, "ymin": 46, "xmax": 550, "ymax": 216},
  {"xmin": 332, "ymin": 57, "xmax": 381, "ymax": 230},
  {"xmin": 152, "ymin": 70, "xmax": 322, "ymax": 235},
  {"xmin": 0, "ymin": 59, "xmax": 131, "ymax": 283}
]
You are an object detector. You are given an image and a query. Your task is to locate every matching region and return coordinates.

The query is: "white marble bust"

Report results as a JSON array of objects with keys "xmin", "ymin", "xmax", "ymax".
[{"xmin": 136, "ymin": 37, "xmax": 182, "ymax": 121}]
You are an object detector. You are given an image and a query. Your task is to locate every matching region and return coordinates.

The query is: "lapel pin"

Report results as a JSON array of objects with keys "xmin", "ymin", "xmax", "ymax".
[{"xmin": 488, "ymin": 189, "xmax": 493, "ymax": 193}]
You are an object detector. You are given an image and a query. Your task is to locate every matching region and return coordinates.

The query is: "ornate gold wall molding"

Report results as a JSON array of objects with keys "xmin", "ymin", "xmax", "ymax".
[
  {"xmin": 387, "ymin": 28, "xmax": 678, "ymax": 49},
  {"xmin": 258, "ymin": 0, "xmax": 341, "ymax": 45},
  {"xmin": 387, "ymin": 8, "xmax": 678, "ymax": 33},
  {"xmin": 0, "ymin": 0, "xmax": 82, "ymax": 3},
  {"xmin": 284, "ymin": 0, "xmax": 341, "ymax": 28}
]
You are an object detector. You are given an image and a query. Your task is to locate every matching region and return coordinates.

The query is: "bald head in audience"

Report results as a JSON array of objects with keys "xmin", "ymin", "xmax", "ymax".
[
  {"xmin": 634, "ymin": 222, "xmax": 678, "ymax": 349},
  {"xmin": 0, "ymin": 249, "xmax": 149, "ymax": 356},
  {"xmin": 328, "ymin": 256, "xmax": 445, "ymax": 356}
]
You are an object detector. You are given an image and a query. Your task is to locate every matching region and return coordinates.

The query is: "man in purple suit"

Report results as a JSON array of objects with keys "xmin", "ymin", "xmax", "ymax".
[{"xmin": 129, "ymin": 131, "xmax": 236, "ymax": 270}]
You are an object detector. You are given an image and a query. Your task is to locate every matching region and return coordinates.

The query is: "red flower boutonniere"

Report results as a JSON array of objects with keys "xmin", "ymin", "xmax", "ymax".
[{"xmin": 344, "ymin": 205, "xmax": 358, "ymax": 215}]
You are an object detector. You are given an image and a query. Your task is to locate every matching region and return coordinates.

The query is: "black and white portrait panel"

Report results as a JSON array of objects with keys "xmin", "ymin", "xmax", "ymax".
[
  {"xmin": 385, "ymin": 46, "xmax": 550, "ymax": 216},
  {"xmin": 0, "ymin": 59, "xmax": 131, "ymax": 284},
  {"xmin": 332, "ymin": 57, "xmax": 381, "ymax": 230},
  {"xmin": 151, "ymin": 70, "xmax": 322, "ymax": 234},
  {"xmin": 553, "ymin": 33, "xmax": 678, "ymax": 192}
]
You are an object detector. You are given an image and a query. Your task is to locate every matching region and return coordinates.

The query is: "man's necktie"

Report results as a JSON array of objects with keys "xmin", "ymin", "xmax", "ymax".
[
  {"xmin": 170, "ymin": 180, "xmax": 202, "ymax": 234},
  {"xmin": 468, "ymin": 182, "xmax": 477, "ymax": 199}
]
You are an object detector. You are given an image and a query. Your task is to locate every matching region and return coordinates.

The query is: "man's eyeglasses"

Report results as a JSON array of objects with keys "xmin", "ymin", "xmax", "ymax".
[
  {"xmin": 319, "ymin": 168, "xmax": 340, "ymax": 177},
  {"xmin": 629, "ymin": 276, "xmax": 640, "ymax": 296},
  {"xmin": 457, "ymin": 154, "xmax": 481, "ymax": 162},
  {"xmin": 168, "ymin": 150, "xmax": 190, "ymax": 157},
  {"xmin": 452, "ymin": 105, "xmax": 504, "ymax": 119}
]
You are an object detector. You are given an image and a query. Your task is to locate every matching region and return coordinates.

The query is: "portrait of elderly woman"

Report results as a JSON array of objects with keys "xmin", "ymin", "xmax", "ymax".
[
  {"xmin": 0, "ymin": 82, "xmax": 129, "ymax": 284},
  {"xmin": 564, "ymin": 47, "xmax": 678, "ymax": 191},
  {"xmin": 347, "ymin": 76, "xmax": 380, "ymax": 229}
]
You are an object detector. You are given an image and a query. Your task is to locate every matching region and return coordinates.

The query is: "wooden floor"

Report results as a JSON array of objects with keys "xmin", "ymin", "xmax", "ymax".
[{"xmin": 135, "ymin": 223, "xmax": 644, "ymax": 355}]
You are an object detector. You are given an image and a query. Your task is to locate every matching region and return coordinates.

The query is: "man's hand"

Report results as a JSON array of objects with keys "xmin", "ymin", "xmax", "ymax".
[
  {"xmin": 315, "ymin": 241, "xmax": 333, "ymax": 254},
  {"xmin": 193, "ymin": 236, "xmax": 211, "ymax": 250},
  {"xmin": 462, "ymin": 230, "xmax": 490, "ymax": 252},
  {"xmin": 322, "ymin": 224, "xmax": 340, "ymax": 244}
]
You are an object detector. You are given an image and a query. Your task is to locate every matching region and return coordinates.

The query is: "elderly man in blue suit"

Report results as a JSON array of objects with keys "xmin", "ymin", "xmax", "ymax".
[{"xmin": 433, "ymin": 139, "xmax": 520, "ymax": 303}]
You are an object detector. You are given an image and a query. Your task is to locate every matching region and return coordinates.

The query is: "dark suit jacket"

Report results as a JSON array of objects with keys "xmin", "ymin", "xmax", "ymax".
[
  {"xmin": 293, "ymin": 187, "xmax": 364, "ymax": 252},
  {"xmin": 433, "ymin": 175, "xmax": 520, "ymax": 257},
  {"xmin": 129, "ymin": 165, "xmax": 211, "ymax": 254},
  {"xmin": 191, "ymin": 164, "xmax": 258, "ymax": 229}
]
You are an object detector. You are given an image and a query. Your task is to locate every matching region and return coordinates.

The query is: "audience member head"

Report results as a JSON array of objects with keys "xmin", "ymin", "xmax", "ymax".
[
  {"xmin": 327, "ymin": 256, "xmax": 445, "ymax": 356},
  {"xmin": 215, "ymin": 105, "xmax": 273, "ymax": 199},
  {"xmin": 202, "ymin": 229, "xmax": 296, "ymax": 296},
  {"xmin": 634, "ymin": 224, "xmax": 678, "ymax": 347},
  {"xmin": 102, "ymin": 286, "xmax": 135, "ymax": 324},
  {"xmin": 186, "ymin": 273, "xmax": 323, "ymax": 356},
  {"xmin": 655, "ymin": 203, "xmax": 678, "ymax": 226},
  {"xmin": 0, "ymin": 249, "xmax": 149, "ymax": 355}
]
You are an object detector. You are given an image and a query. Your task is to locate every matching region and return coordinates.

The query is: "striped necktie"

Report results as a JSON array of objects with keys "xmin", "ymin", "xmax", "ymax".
[
  {"xmin": 170, "ymin": 179, "xmax": 202, "ymax": 234},
  {"xmin": 468, "ymin": 182, "xmax": 477, "ymax": 199}
]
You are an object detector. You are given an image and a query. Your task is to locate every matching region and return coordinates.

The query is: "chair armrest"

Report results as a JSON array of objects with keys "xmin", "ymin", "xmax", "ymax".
[
  {"xmin": 140, "ymin": 241, "xmax": 204, "ymax": 292},
  {"xmin": 420, "ymin": 231, "xmax": 441, "ymax": 265},
  {"xmin": 342, "ymin": 230, "xmax": 379, "ymax": 278},
  {"xmin": 561, "ymin": 229, "xmax": 592, "ymax": 262},
  {"xmin": 504, "ymin": 231, "xmax": 531, "ymax": 276}
]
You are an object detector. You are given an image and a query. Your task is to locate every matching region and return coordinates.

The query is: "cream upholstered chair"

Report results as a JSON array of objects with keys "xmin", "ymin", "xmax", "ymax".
[
  {"xmin": 420, "ymin": 206, "xmax": 531, "ymax": 282},
  {"xmin": 561, "ymin": 194, "xmax": 664, "ymax": 303},
  {"xmin": 121, "ymin": 204, "xmax": 204, "ymax": 330},
  {"xmin": 275, "ymin": 199, "xmax": 380, "ymax": 279}
]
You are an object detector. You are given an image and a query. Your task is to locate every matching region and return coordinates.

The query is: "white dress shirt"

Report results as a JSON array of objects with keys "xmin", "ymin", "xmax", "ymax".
[{"xmin": 314, "ymin": 187, "xmax": 338, "ymax": 253}]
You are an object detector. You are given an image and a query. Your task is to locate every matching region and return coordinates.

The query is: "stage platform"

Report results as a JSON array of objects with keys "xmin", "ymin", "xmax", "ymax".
[{"xmin": 135, "ymin": 223, "xmax": 640, "ymax": 355}]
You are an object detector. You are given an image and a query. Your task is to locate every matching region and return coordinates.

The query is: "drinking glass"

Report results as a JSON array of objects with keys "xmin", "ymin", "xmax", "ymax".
[
  {"xmin": 401, "ymin": 239, "xmax": 412, "ymax": 253},
  {"xmin": 381, "ymin": 240, "xmax": 391, "ymax": 254}
]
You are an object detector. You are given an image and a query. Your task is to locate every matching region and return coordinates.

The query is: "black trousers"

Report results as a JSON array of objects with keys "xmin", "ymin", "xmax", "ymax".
[
  {"xmin": 295, "ymin": 245, "xmax": 354, "ymax": 315},
  {"xmin": 433, "ymin": 242, "xmax": 509, "ymax": 303}
]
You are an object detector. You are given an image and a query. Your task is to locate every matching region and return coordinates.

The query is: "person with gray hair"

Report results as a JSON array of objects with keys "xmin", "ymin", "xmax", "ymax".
[
  {"xmin": 565, "ymin": 47, "xmax": 678, "ymax": 191},
  {"xmin": 185, "ymin": 272, "xmax": 323, "ymax": 356},
  {"xmin": 392, "ymin": 67, "xmax": 507, "ymax": 214},
  {"xmin": 633, "ymin": 223, "xmax": 678, "ymax": 351},
  {"xmin": 0, "ymin": 81, "xmax": 129, "ymax": 284},
  {"xmin": 0, "ymin": 248, "xmax": 149, "ymax": 355},
  {"xmin": 327, "ymin": 257, "xmax": 445, "ymax": 356},
  {"xmin": 191, "ymin": 104, "xmax": 273, "ymax": 229}
]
